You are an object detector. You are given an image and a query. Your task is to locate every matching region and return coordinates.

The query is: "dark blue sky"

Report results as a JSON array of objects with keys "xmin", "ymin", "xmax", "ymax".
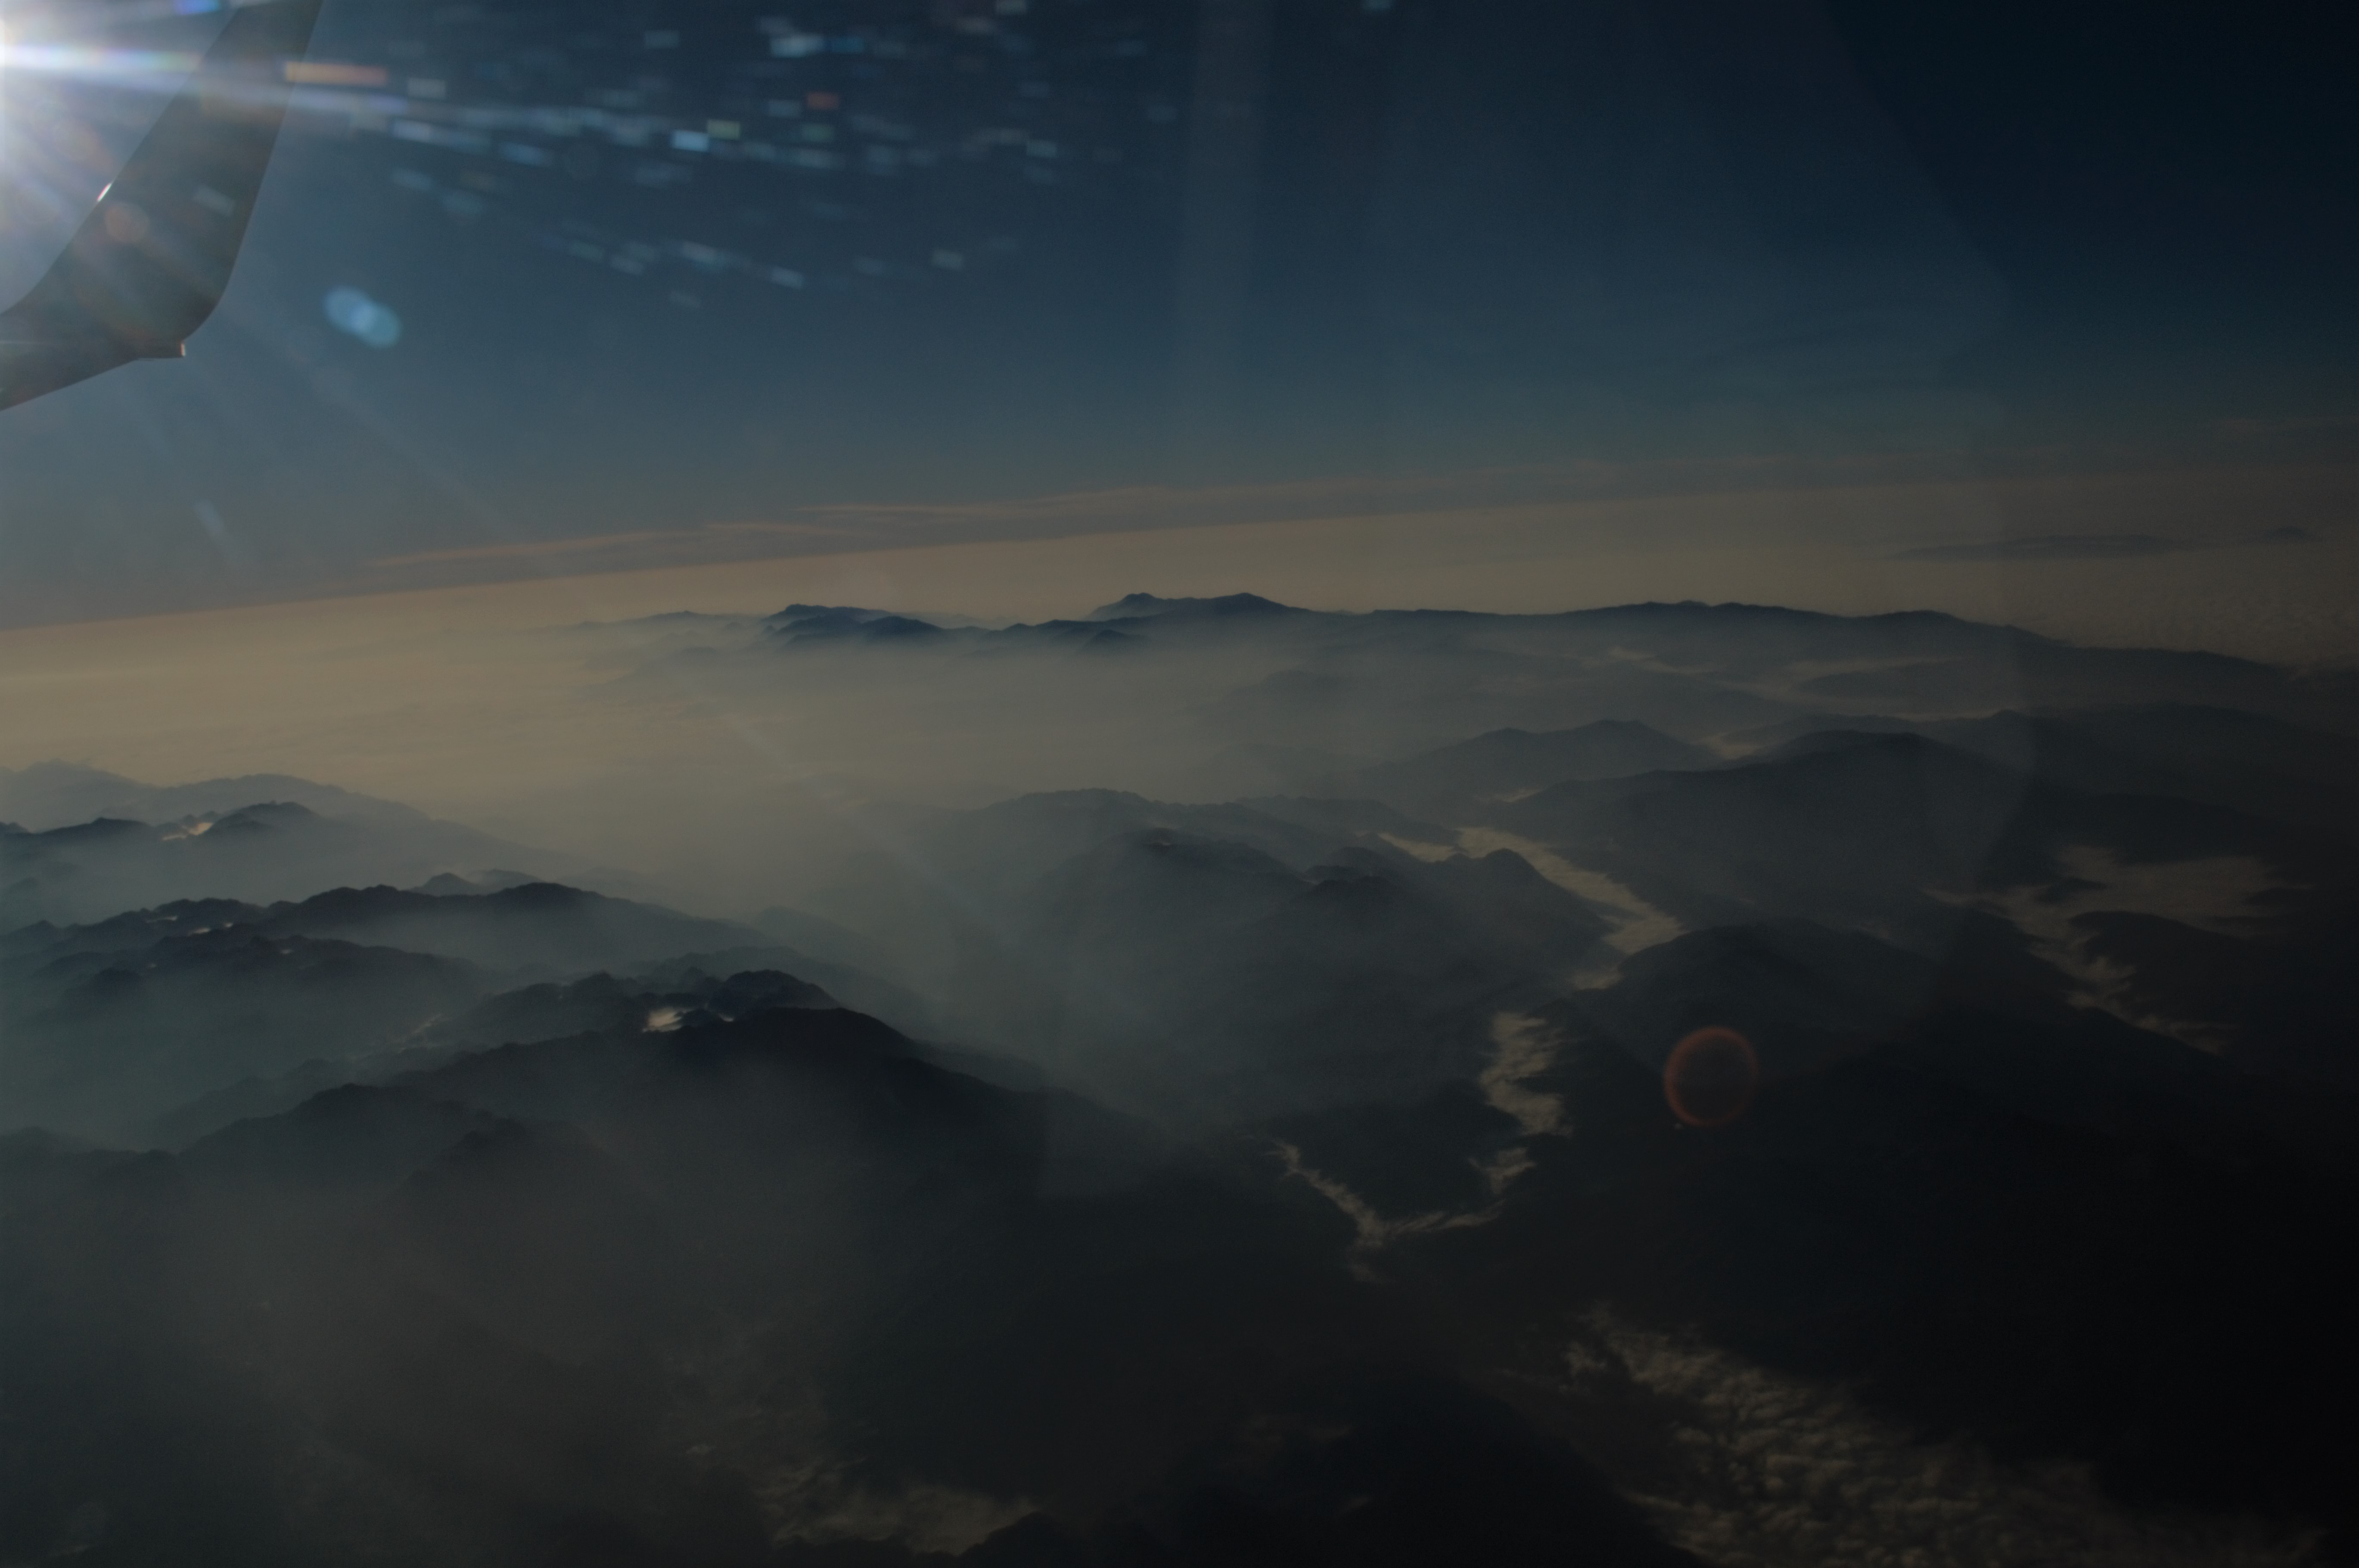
[
  {"xmin": 1829, "ymin": 0, "xmax": 2353, "ymax": 432},
  {"xmin": 0, "ymin": 0, "xmax": 2347, "ymax": 624}
]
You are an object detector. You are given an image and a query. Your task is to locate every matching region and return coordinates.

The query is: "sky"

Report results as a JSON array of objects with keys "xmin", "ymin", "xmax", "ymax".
[{"xmin": 0, "ymin": 0, "xmax": 2349, "ymax": 634}]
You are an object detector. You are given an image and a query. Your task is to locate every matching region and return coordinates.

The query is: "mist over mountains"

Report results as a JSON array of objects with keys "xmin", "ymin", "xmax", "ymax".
[
  {"xmin": 0, "ymin": 764, "xmax": 661, "ymax": 925},
  {"xmin": 1, "ymin": 593, "xmax": 2354, "ymax": 1564}
]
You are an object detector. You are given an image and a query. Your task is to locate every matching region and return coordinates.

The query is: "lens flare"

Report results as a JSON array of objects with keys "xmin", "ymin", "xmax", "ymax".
[
  {"xmin": 1664, "ymin": 1026, "xmax": 1759, "ymax": 1128},
  {"xmin": 324, "ymin": 286, "xmax": 401, "ymax": 348}
]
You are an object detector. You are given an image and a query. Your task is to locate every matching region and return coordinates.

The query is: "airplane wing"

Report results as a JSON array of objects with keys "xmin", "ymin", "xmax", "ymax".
[{"xmin": 0, "ymin": 0, "xmax": 323, "ymax": 410}]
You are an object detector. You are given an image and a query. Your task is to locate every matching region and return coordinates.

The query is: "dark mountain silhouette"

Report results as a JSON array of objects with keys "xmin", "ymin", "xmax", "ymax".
[
  {"xmin": 6, "ymin": 881, "xmax": 765, "ymax": 987},
  {"xmin": 241, "ymin": 880, "xmax": 765, "ymax": 974},
  {"xmin": 0, "ymin": 761, "xmax": 431, "ymax": 832},
  {"xmin": 1730, "ymin": 704, "xmax": 2359, "ymax": 841},
  {"xmin": 0, "ymin": 927, "xmax": 489, "ymax": 1144},
  {"xmin": 639, "ymin": 599, "xmax": 2359, "ymax": 758},
  {"xmin": 0, "ymin": 1002, "xmax": 1699, "ymax": 1565},
  {"xmin": 413, "ymin": 869, "xmax": 544, "ymax": 895},
  {"xmin": 0, "ymin": 879, "xmax": 889, "ymax": 1144},
  {"xmin": 1557, "ymin": 912, "xmax": 2353, "ymax": 1164},
  {"xmin": 6, "ymin": 917, "xmax": 2352, "ymax": 1561},
  {"xmin": 630, "ymin": 943, "xmax": 939, "ymax": 1039},
  {"xmin": 2065, "ymin": 904, "xmax": 2359, "ymax": 1087},
  {"xmin": 1086, "ymin": 591, "xmax": 1304, "ymax": 621},
  {"xmin": 1254, "ymin": 910, "xmax": 2359, "ymax": 1554},
  {"xmin": 765, "ymin": 604, "xmax": 951, "ymax": 644},
  {"xmin": 136, "ymin": 965, "xmax": 865, "ymax": 1151},
  {"xmin": 0, "ymin": 793, "xmax": 645, "ymax": 928},
  {"xmin": 1493, "ymin": 730, "xmax": 2352, "ymax": 949},
  {"xmin": 1494, "ymin": 733, "xmax": 2041, "ymax": 938}
]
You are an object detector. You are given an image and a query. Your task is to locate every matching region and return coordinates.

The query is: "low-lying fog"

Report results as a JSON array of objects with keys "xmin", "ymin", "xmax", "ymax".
[
  {"xmin": 8, "ymin": 564, "xmax": 2355, "ymax": 922},
  {"xmin": 9, "ymin": 582, "xmax": 2353, "ymax": 1132}
]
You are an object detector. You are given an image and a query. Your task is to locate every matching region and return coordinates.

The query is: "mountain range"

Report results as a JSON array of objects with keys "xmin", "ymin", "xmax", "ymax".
[
  {"xmin": 0, "ymin": 766, "xmax": 658, "ymax": 926},
  {"xmin": 1, "ymin": 593, "xmax": 2353, "ymax": 1562}
]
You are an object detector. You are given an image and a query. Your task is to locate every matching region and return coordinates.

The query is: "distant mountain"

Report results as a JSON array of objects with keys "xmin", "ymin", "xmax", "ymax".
[
  {"xmin": 0, "ymin": 926, "xmax": 488, "ymax": 1143},
  {"xmin": 432, "ymin": 963, "xmax": 834, "ymax": 1047},
  {"xmin": 1492, "ymin": 730, "xmax": 2349, "ymax": 946},
  {"xmin": 139, "ymin": 964, "xmax": 849, "ymax": 1148},
  {"xmin": 1352, "ymin": 721, "xmax": 1714, "ymax": 813},
  {"xmin": 809, "ymin": 793, "xmax": 1609, "ymax": 1120},
  {"xmin": 814, "ymin": 791, "xmax": 1366, "ymax": 942},
  {"xmin": 1468, "ymin": 729, "xmax": 2359, "ymax": 1089},
  {"xmin": 641, "ymin": 598, "xmax": 2359, "ymax": 747},
  {"xmin": 575, "ymin": 600, "xmax": 2359, "ymax": 897},
  {"xmin": 0, "ymin": 780, "xmax": 648, "ymax": 928},
  {"xmin": 0, "ymin": 881, "xmax": 859, "ymax": 1143},
  {"xmin": 764, "ymin": 603, "xmax": 951, "ymax": 644},
  {"xmin": 243, "ymin": 881, "xmax": 763, "ymax": 974},
  {"xmin": 1086, "ymin": 591, "xmax": 1304, "ymax": 621},
  {"xmin": 1492, "ymin": 733, "xmax": 2041, "ymax": 939},
  {"xmin": 1924, "ymin": 705, "xmax": 2359, "ymax": 842},
  {"xmin": 1727, "ymin": 705, "xmax": 2359, "ymax": 841},
  {"xmin": 6, "ymin": 879, "xmax": 763, "ymax": 978},
  {"xmin": 632, "ymin": 945, "xmax": 937, "ymax": 1042},
  {"xmin": 0, "ymin": 761, "xmax": 435, "ymax": 832},
  {"xmin": 1172, "ymin": 722, "xmax": 1713, "ymax": 809}
]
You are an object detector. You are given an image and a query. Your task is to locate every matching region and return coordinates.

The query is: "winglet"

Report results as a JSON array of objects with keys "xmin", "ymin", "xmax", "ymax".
[{"xmin": 0, "ymin": 0, "xmax": 324, "ymax": 410}]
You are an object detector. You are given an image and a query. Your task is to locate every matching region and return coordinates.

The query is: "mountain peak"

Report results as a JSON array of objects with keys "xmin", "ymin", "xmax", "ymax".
[
  {"xmin": 762, "ymin": 605, "xmax": 945, "ymax": 642},
  {"xmin": 1086, "ymin": 592, "xmax": 1301, "ymax": 621},
  {"xmin": 204, "ymin": 801, "xmax": 323, "ymax": 833}
]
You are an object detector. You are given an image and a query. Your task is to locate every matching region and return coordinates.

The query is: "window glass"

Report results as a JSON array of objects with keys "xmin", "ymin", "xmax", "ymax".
[{"xmin": 0, "ymin": 2, "xmax": 2352, "ymax": 1561}]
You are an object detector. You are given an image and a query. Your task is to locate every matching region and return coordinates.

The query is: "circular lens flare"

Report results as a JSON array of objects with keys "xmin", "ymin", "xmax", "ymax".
[
  {"xmin": 324, "ymin": 286, "xmax": 401, "ymax": 348},
  {"xmin": 1664, "ymin": 1026, "xmax": 1759, "ymax": 1128}
]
